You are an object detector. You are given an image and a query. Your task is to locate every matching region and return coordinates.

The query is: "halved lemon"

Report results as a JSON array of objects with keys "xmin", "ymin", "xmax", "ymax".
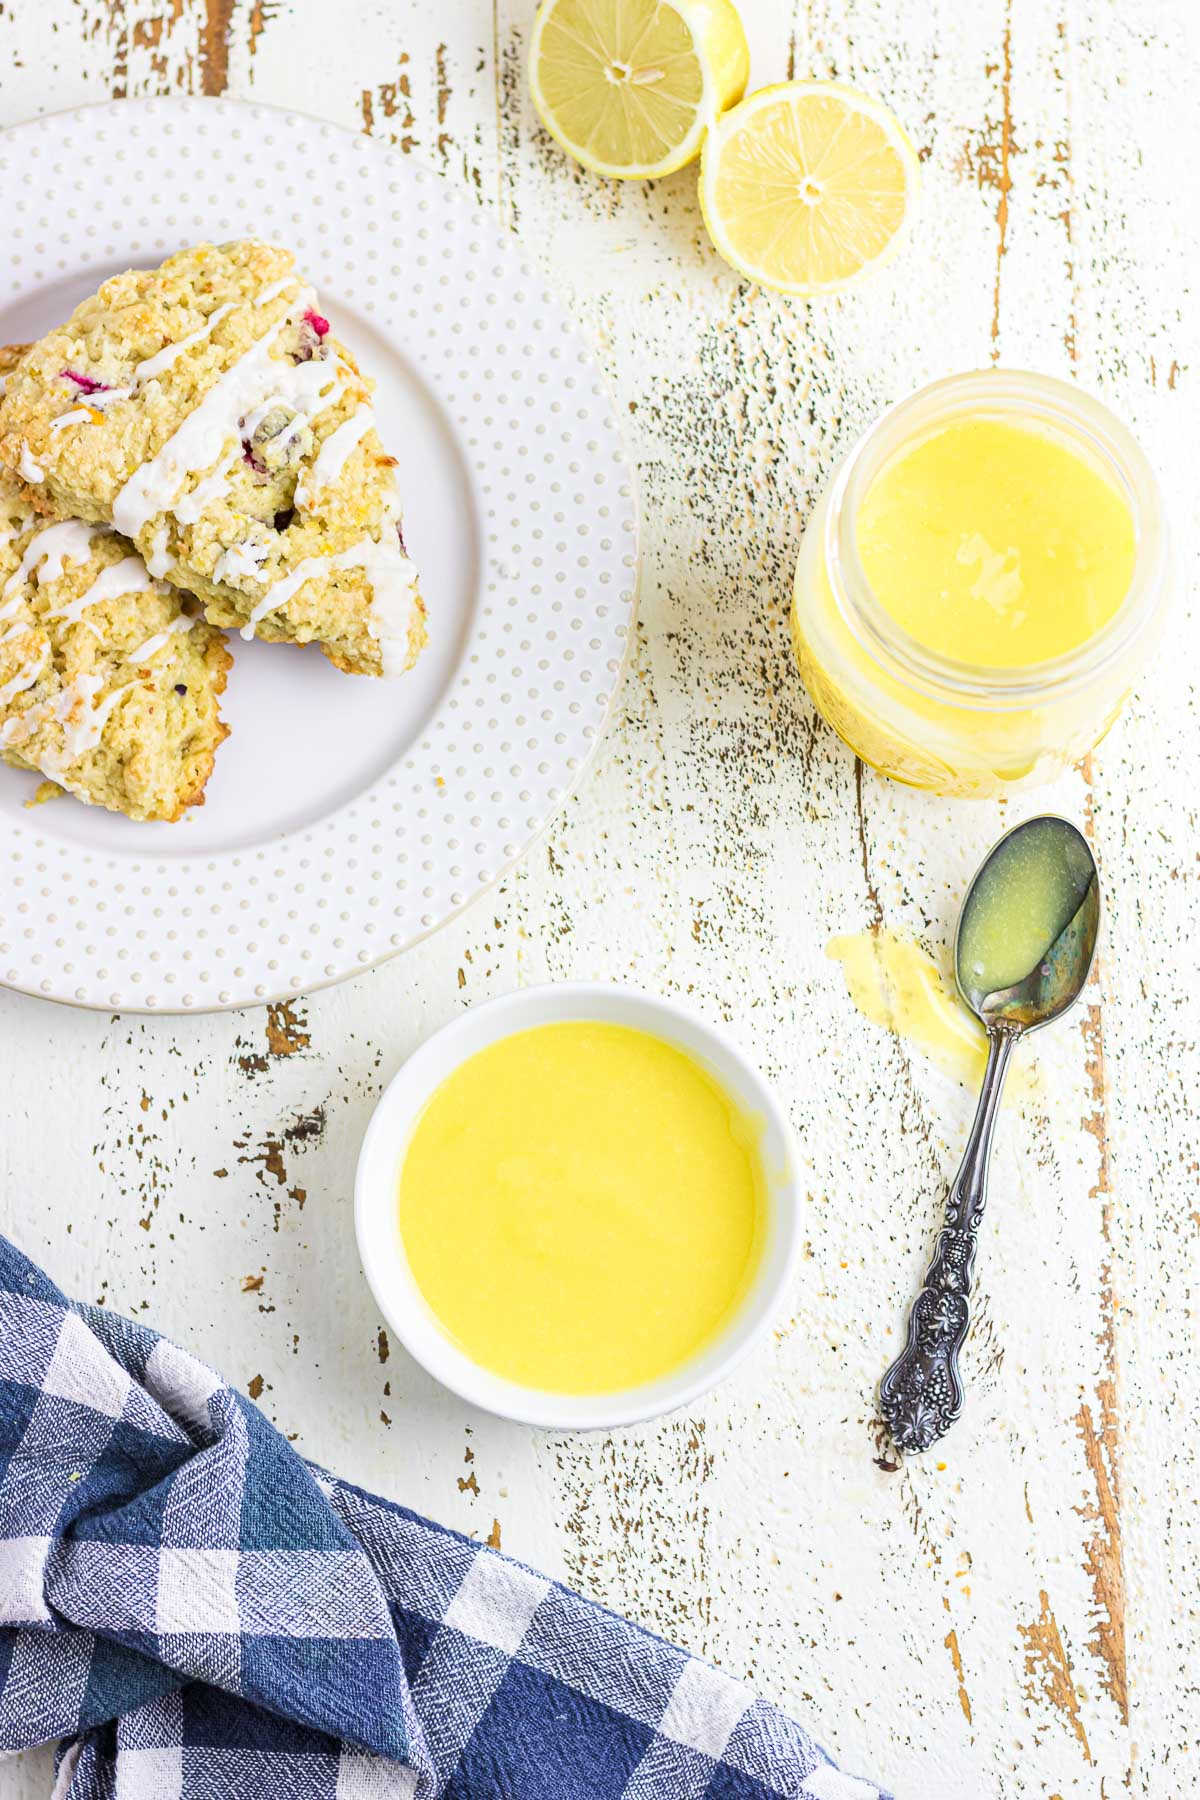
[
  {"xmin": 699, "ymin": 81, "xmax": 920, "ymax": 294},
  {"xmin": 529, "ymin": 0, "xmax": 750, "ymax": 181}
]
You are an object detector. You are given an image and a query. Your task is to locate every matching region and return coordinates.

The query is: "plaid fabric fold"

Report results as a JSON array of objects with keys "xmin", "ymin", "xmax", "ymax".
[{"xmin": 0, "ymin": 1234, "xmax": 889, "ymax": 1800}]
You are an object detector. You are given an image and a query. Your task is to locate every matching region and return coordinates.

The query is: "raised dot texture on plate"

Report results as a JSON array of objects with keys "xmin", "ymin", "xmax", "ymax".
[{"xmin": 0, "ymin": 98, "xmax": 637, "ymax": 1014}]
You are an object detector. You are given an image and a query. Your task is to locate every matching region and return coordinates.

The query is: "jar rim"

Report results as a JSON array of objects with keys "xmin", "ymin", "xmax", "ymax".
[{"xmin": 823, "ymin": 369, "xmax": 1170, "ymax": 709}]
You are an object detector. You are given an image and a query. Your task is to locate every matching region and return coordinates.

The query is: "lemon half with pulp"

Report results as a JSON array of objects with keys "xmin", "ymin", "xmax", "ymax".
[
  {"xmin": 700, "ymin": 80, "xmax": 920, "ymax": 294},
  {"xmin": 530, "ymin": 0, "xmax": 750, "ymax": 180}
]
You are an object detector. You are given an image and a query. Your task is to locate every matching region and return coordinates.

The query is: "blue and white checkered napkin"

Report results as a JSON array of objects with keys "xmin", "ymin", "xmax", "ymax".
[{"xmin": 0, "ymin": 1234, "xmax": 888, "ymax": 1800}]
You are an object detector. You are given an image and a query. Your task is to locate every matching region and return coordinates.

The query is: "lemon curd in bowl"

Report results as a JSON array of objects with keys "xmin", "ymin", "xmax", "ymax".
[
  {"xmin": 355, "ymin": 985, "xmax": 801, "ymax": 1429},
  {"xmin": 791, "ymin": 370, "xmax": 1170, "ymax": 797},
  {"xmin": 397, "ymin": 1021, "xmax": 766, "ymax": 1394}
]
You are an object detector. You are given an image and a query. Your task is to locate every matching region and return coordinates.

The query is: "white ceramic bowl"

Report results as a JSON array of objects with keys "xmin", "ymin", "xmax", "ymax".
[{"xmin": 354, "ymin": 983, "xmax": 802, "ymax": 1429}]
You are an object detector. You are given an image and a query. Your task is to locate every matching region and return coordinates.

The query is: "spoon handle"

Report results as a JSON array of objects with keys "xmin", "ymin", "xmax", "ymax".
[{"xmin": 879, "ymin": 1029, "xmax": 1016, "ymax": 1454}]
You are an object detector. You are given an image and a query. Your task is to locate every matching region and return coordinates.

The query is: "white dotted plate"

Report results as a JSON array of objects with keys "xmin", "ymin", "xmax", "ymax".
[{"xmin": 0, "ymin": 98, "xmax": 636, "ymax": 1012}]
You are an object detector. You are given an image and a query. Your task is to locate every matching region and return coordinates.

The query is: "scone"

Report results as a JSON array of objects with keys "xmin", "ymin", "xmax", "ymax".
[
  {"xmin": 0, "ymin": 470, "xmax": 231, "ymax": 824},
  {"xmin": 0, "ymin": 242, "xmax": 425, "ymax": 678}
]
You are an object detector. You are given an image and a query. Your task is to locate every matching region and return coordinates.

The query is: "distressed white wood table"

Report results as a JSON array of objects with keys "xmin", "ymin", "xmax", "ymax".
[{"xmin": 1, "ymin": 3, "xmax": 1196, "ymax": 1795}]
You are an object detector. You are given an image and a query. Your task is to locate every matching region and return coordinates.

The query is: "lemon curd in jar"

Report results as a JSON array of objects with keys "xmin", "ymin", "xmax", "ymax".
[{"xmin": 792, "ymin": 372, "xmax": 1168, "ymax": 796}]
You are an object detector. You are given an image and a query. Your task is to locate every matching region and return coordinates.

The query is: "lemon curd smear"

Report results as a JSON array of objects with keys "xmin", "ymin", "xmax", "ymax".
[
  {"xmin": 396, "ymin": 1022, "xmax": 766, "ymax": 1395},
  {"xmin": 855, "ymin": 419, "xmax": 1136, "ymax": 668},
  {"xmin": 826, "ymin": 929, "xmax": 1033, "ymax": 1098},
  {"xmin": 827, "ymin": 931, "xmax": 989, "ymax": 1088}
]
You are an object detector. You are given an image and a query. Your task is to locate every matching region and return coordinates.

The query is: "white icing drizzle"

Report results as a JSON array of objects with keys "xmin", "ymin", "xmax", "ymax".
[
  {"xmin": 358, "ymin": 533, "xmax": 422, "ymax": 677},
  {"xmin": 112, "ymin": 287, "xmax": 346, "ymax": 539},
  {"xmin": 55, "ymin": 673, "xmax": 131, "ymax": 760},
  {"xmin": 0, "ymin": 620, "xmax": 32, "ymax": 645},
  {"xmin": 75, "ymin": 684, "xmax": 129, "ymax": 756},
  {"xmin": 171, "ymin": 450, "xmax": 239, "ymax": 526},
  {"xmin": 0, "ymin": 695, "xmax": 63, "ymax": 776},
  {"xmin": 213, "ymin": 539, "xmax": 270, "ymax": 585},
  {"xmin": 0, "ymin": 700, "xmax": 54, "ymax": 754},
  {"xmin": 84, "ymin": 385, "xmax": 133, "ymax": 412},
  {"xmin": 0, "ymin": 512, "xmax": 34, "ymax": 556},
  {"xmin": 56, "ymin": 301, "xmax": 238, "ymax": 429},
  {"xmin": 0, "ymin": 712, "xmax": 31, "ymax": 747},
  {"xmin": 49, "ymin": 679, "xmax": 95, "ymax": 756},
  {"xmin": 44, "ymin": 556, "xmax": 161, "ymax": 631},
  {"xmin": 248, "ymin": 405, "xmax": 309, "ymax": 458},
  {"xmin": 49, "ymin": 408, "xmax": 97, "ymax": 433},
  {"xmin": 147, "ymin": 521, "xmax": 171, "ymax": 578},
  {"xmin": 134, "ymin": 302, "xmax": 237, "ymax": 384},
  {"xmin": 240, "ymin": 552, "xmax": 333, "ymax": 637},
  {"xmin": 0, "ymin": 672, "xmax": 131, "ymax": 767},
  {"xmin": 238, "ymin": 518, "xmax": 420, "ymax": 676},
  {"xmin": 254, "ymin": 276, "xmax": 298, "ymax": 307},
  {"xmin": 295, "ymin": 406, "xmax": 375, "ymax": 510},
  {"xmin": 239, "ymin": 394, "xmax": 286, "ymax": 437},
  {"xmin": 0, "ymin": 645, "xmax": 49, "ymax": 707},
  {"xmin": 242, "ymin": 349, "xmax": 343, "ymax": 429},
  {"xmin": 128, "ymin": 612, "xmax": 196, "ymax": 664},
  {"xmin": 2, "ymin": 521, "xmax": 101, "ymax": 600},
  {"xmin": 273, "ymin": 415, "xmax": 310, "ymax": 455},
  {"xmin": 41, "ymin": 599, "xmax": 101, "ymax": 636},
  {"xmin": 111, "ymin": 322, "xmax": 286, "ymax": 534},
  {"xmin": 18, "ymin": 446, "xmax": 45, "ymax": 484}
]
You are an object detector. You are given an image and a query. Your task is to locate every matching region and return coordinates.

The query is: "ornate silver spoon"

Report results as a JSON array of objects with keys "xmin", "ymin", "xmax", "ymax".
[{"xmin": 879, "ymin": 815, "xmax": 1101, "ymax": 1455}]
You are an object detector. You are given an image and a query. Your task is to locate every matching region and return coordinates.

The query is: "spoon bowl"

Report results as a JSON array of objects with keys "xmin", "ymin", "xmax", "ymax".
[{"xmin": 956, "ymin": 815, "xmax": 1100, "ymax": 1031}]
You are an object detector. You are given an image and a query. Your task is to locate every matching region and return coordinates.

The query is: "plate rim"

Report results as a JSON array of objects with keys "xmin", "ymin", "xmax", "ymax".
[{"xmin": 0, "ymin": 93, "xmax": 641, "ymax": 1016}]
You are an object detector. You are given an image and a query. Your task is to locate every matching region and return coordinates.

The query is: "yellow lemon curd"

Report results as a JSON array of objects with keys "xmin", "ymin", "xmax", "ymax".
[
  {"xmin": 827, "ymin": 930, "xmax": 990, "ymax": 1088},
  {"xmin": 956, "ymin": 815, "xmax": 1097, "ymax": 1002},
  {"xmin": 397, "ymin": 1021, "xmax": 766, "ymax": 1394},
  {"xmin": 855, "ymin": 420, "xmax": 1134, "ymax": 666},
  {"xmin": 826, "ymin": 929, "xmax": 1033, "ymax": 1099},
  {"xmin": 792, "ymin": 376, "xmax": 1163, "ymax": 797}
]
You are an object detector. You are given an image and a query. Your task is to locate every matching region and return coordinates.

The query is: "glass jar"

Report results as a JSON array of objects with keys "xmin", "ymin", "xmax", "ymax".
[{"xmin": 791, "ymin": 370, "xmax": 1170, "ymax": 797}]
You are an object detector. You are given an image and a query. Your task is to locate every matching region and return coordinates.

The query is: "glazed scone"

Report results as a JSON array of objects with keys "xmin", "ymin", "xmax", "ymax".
[
  {"xmin": 0, "ymin": 242, "xmax": 425, "ymax": 678},
  {"xmin": 0, "ymin": 474, "xmax": 231, "ymax": 823}
]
